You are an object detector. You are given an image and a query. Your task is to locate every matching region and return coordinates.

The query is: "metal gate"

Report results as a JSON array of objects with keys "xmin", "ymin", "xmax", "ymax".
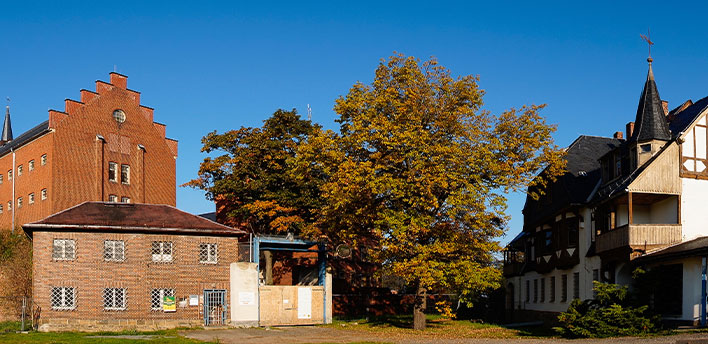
[{"xmin": 203, "ymin": 289, "xmax": 227, "ymax": 326}]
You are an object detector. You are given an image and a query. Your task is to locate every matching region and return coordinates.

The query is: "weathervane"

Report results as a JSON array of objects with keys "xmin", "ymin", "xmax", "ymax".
[{"xmin": 640, "ymin": 29, "xmax": 654, "ymax": 62}]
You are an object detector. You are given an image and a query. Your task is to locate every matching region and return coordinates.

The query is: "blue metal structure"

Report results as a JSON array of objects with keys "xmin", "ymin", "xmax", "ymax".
[{"xmin": 252, "ymin": 235, "xmax": 328, "ymax": 324}]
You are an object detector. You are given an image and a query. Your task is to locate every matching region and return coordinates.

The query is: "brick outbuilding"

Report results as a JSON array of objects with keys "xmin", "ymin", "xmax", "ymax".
[{"xmin": 23, "ymin": 201, "xmax": 246, "ymax": 331}]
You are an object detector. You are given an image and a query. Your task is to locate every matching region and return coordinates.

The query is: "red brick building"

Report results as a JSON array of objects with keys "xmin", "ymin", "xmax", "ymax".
[
  {"xmin": 24, "ymin": 202, "xmax": 245, "ymax": 331},
  {"xmin": 0, "ymin": 72, "xmax": 178, "ymax": 230}
]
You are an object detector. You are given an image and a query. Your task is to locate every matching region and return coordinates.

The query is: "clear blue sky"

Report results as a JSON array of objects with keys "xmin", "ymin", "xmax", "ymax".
[{"xmin": 2, "ymin": 1, "xmax": 708, "ymax": 245}]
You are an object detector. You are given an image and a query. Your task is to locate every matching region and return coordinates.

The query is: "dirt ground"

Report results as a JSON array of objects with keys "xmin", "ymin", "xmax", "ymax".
[{"xmin": 181, "ymin": 326, "xmax": 708, "ymax": 344}]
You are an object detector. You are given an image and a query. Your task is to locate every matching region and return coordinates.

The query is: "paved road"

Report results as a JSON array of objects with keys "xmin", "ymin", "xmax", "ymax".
[{"xmin": 181, "ymin": 327, "xmax": 708, "ymax": 344}]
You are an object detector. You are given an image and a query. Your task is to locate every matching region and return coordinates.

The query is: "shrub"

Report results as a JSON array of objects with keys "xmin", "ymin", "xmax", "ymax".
[{"xmin": 553, "ymin": 281, "xmax": 660, "ymax": 338}]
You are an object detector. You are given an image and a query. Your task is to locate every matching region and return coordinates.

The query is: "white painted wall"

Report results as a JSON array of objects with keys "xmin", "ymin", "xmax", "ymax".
[
  {"xmin": 230, "ymin": 262, "xmax": 259, "ymax": 326},
  {"xmin": 633, "ymin": 197, "xmax": 678, "ymax": 225},
  {"xmin": 617, "ymin": 204, "xmax": 629, "ymax": 227},
  {"xmin": 682, "ymin": 178, "xmax": 708, "ymax": 241}
]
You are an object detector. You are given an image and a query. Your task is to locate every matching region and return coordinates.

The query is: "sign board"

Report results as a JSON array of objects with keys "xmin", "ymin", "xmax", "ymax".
[
  {"xmin": 163, "ymin": 295, "xmax": 176, "ymax": 312},
  {"xmin": 297, "ymin": 287, "xmax": 312, "ymax": 319},
  {"xmin": 238, "ymin": 291, "xmax": 255, "ymax": 306},
  {"xmin": 189, "ymin": 295, "xmax": 199, "ymax": 306}
]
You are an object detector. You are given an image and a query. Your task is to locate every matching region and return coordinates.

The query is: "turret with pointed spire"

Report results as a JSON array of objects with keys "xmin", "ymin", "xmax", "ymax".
[
  {"xmin": 629, "ymin": 57, "xmax": 671, "ymax": 143},
  {"xmin": 1, "ymin": 103, "xmax": 12, "ymax": 145}
]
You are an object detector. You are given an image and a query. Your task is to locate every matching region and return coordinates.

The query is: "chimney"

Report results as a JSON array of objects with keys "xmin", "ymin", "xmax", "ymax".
[
  {"xmin": 614, "ymin": 131, "xmax": 623, "ymax": 140},
  {"xmin": 626, "ymin": 122, "xmax": 635, "ymax": 139},
  {"xmin": 662, "ymin": 100, "xmax": 669, "ymax": 116}
]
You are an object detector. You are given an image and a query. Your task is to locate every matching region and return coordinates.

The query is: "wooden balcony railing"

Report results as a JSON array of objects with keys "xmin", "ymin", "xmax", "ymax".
[{"xmin": 596, "ymin": 224, "xmax": 682, "ymax": 254}]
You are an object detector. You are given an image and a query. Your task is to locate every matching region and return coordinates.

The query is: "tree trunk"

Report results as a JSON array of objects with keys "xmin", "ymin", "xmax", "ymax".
[
  {"xmin": 413, "ymin": 285, "xmax": 427, "ymax": 330},
  {"xmin": 264, "ymin": 250, "xmax": 274, "ymax": 285}
]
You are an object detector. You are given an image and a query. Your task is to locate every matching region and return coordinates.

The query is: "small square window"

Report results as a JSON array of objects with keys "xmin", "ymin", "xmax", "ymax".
[
  {"xmin": 29, "ymin": 160, "xmax": 34, "ymax": 171},
  {"xmin": 52, "ymin": 239, "xmax": 76, "ymax": 260},
  {"xmin": 108, "ymin": 194, "xmax": 118, "ymax": 203},
  {"xmin": 121, "ymin": 197, "xmax": 131, "ymax": 203},
  {"xmin": 16, "ymin": 165, "xmax": 22, "ymax": 176},
  {"xmin": 151, "ymin": 241, "xmax": 173, "ymax": 262},
  {"xmin": 104, "ymin": 240, "xmax": 125, "ymax": 262},
  {"xmin": 29, "ymin": 193, "xmax": 34, "ymax": 204},
  {"xmin": 108, "ymin": 162, "xmax": 117, "ymax": 182},
  {"xmin": 41, "ymin": 154, "xmax": 47, "ymax": 166},
  {"xmin": 50, "ymin": 287, "xmax": 76, "ymax": 310},
  {"xmin": 103, "ymin": 288, "xmax": 126, "ymax": 311},
  {"xmin": 640, "ymin": 144, "xmax": 652, "ymax": 153},
  {"xmin": 199, "ymin": 243, "xmax": 218, "ymax": 264},
  {"xmin": 121, "ymin": 164, "xmax": 130, "ymax": 185},
  {"xmin": 150, "ymin": 288, "xmax": 175, "ymax": 311},
  {"xmin": 41, "ymin": 189, "xmax": 47, "ymax": 200},
  {"xmin": 17, "ymin": 197, "xmax": 22, "ymax": 208}
]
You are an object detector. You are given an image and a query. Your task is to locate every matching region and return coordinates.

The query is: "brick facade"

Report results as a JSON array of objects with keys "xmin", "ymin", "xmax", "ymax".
[
  {"xmin": 0, "ymin": 72, "xmax": 177, "ymax": 230},
  {"xmin": 32, "ymin": 230, "xmax": 240, "ymax": 331}
]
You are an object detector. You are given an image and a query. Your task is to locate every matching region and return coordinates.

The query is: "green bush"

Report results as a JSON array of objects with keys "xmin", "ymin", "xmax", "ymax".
[{"xmin": 553, "ymin": 281, "xmax": 660, "ymax": 338}]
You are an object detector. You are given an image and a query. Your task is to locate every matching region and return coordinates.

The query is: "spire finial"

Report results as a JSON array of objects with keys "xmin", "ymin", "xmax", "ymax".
[{"xmin": 640, "ymin": 29, "xmax": 654, "ymax": 63}]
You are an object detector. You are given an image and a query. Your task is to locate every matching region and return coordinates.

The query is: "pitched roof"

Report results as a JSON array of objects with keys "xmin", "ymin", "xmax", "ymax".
[
  {"xmin": 629, "ymin": 62, "xmax": 672, "ymax": 142},
  {"xmin": 669, "ymin": 96, "xmax": 708, "ymax": 137},
  {"xmin": 0, "ymin": 120, "xmax": 50, "ymax": 157},
  {"xmin": 23, "ymin": 202, "xmax": 246, "ymax": 236},
  {"xmin": 634, "ymin": 236, "xmax": 708, "ymax": 264},
  {"xmin": 2, "ymin": 106, "xmax": 12, "ymax": 142},
  {"xmin": 522, "ymin": 135, "xmax": 621, "ymax": 226}
]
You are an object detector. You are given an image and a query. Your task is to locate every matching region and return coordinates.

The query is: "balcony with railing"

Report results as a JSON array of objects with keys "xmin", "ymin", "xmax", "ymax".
[{"xmin": 596, "ymin": 224, "xmax": 682, "ymax": 253}]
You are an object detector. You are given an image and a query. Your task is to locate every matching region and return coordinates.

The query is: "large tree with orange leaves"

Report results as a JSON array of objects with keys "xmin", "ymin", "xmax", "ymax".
[{"xmin": 294, "ymin": 54, "xmax": 565, "ymax": 329}]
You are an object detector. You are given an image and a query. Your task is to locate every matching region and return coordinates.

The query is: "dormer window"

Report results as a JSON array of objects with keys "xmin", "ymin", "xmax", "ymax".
[{"xmin": 640, "ymin": 144, "xmax": 652, "ymax": 153}]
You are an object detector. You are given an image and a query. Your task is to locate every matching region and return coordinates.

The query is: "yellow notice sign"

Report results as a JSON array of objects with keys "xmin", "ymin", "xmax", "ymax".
[{"xmin": 163, "ymin": 296, "xmax": 176, "ymax": 312}]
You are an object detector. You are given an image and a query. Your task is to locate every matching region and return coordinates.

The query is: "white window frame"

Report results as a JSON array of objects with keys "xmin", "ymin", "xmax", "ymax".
[
  {"xmin": 121, "ymin": 197, "xmax": 131, "ymax": 203},
  {"xmin": 52, "ymin": 239, "xmax": 76, "ymax": 260},
  {"xmin": 199, "ymin": 243, "xmax": 218, "ymax": 264},
  {"xmin": 108, "ymin": 194, "xmax": 118, "ymax": 203},
  {"xmin": 29, "ymin": 160, "xmax": 34, "ymax": 171},
  {"xmin": 16, "ymin": 197, "xmax": 22, "ymax": 208},
  {"xmin": 8, "ymin": 170, "xmax": 12, "ymax": 180},
  {"xmin": 104, "ymin": 240, "xmax": 125, "ymax": 262},
  {"xmin": 151, "ymin": 241, "xmax": 173, "ymax": 262},
  {"xmin": 50, "ymin": 286, "xmax": 76, "ymax": 310},
  {"xmin": 29, "ymin": 193, "xmax": 34, "ymax": 204},
  {"xmin": 41, "ymin": 154, "xmax": 47, "ymax": 166},
  {"xmin": 108, "ymin": 162, "xmax": 117, "ymax": 182},
  {"xmin": 150, "ymin": 288, "xmax": 175, "ymax": 311},
  {"xmin": 16, "ymin": 165, "xmax": 22, "ymax": 176},
  {"xmin": 41, "ymin": 189, "xmax": 47, "ymax": 201},
  {"xmin": 103, "ymin": 288, "xmax": 126, "ymax": 311},
  {"xmin": 121, "ymin": 164, "xmax": 130, "ymax": 185}
]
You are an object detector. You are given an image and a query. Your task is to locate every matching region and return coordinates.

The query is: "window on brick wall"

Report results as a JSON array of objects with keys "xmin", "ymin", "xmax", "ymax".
[
  {"xmin": 104, "ymin": 240, "xmax": 125, "ymax": 262},
  {"xmin": 121, "ymin": 164, "xmax": 130, "ymax": 185},
  {"xmin": 573, "ymin": 272, "xmax": 580, "ymax": 300},
  {"xmin": 41, "ymin": 189, "xmax": 47, "ymax": 200},
  {"xmin": 16, "ymin": 165, "xmax": 22, "ymax": 176},
  {"xmin": 50, "ymin": 287, "xmax": 76, "ymax": 310},
  {"xmin": 150, "ymin": 288, "xmax": 175, "ymax": 311},
  {"xmin": 199, "ymin": 243, "xmax": 218, "ymax": 264},
  {"xmin": 7, "ymin": 200, "xmax": 11, "ymax": 211},
  {"xmin": 108, "ymin": 194, "xmax": 117, "ymax": 203},
  {"xmin": 29, "ymin": 160, "xmax": 34, "ymax": 171},
  {"xmin": 0, "ymin": 204, "xmax": 4, "ymax": 214},
  {"xmin": 8, "ymin": 170, "xmax": 12, "ymax": 180},
  {"xmin": 103, "ymin": 288, "xmax": 126, "ymax": 311},
  {"xmin": 29, "ymin": 193, "xmax": 34, "ymax": 204},
  {"xmin": 17, "ymin": 197, "xmax": 22, "ymax": 208},
  {"xmin": 41, "ymin": 154, "xmax": 47, "ymax": 166},
  {"xmin": 108, "ymin": 162, "xmax": 117, "ymax": 182},
  {"xmin": 121, "ymin": 197, "xmax": 130, "ymax": 203},
  {"xmin": 52, "ymin": 239, "xmax": 76, "ymax": 260},
  {"xmin": 0, "ymin": 174, "xmax": 4, "ymax": 184},
  {"xmin": 561, "ymin": 274, "xmax": 568, "ymax": 302},
  {"xmin": 151, "ymin": 241, "xmax": 173, "ymax": 262},
  {"xmin": 550, "ymin": 276, "xmax": 556, "ymax": 302}
]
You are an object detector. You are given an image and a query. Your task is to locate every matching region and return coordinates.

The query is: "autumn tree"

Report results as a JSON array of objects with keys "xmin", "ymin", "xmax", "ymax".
[
  {"xmin": 186, "ymin": 109, "xmax": 323, "ymax": 283},
  {"xmin": 295, "ymin": 54, "xmax": 565, "ymax": 329}
]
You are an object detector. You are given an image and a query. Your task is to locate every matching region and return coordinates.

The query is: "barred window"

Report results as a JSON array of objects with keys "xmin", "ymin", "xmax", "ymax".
[
  {"xmin": 104, "ymin": 240, "xmax": 125, "ymax": 262},
  {"xmin": 121, "ymin": 164, "xmax": 130, "ymax": 185},
  {"xmin": 53, "ymin": 239, "xmax": 76, "ymax": 260},
  {"xmin": 151, "ymin": 241, "xmax": 173, "ymax": 262},
  {"xmin": 41, "ymin": 154, "xmax": 47, "ymax": 165},
  {"xmin": 50, "ymin": 287, "xmax": 76, "ymax": 310},
  {"xmin": 199, "ymin": 243, "xmax": 218, "ymax": 264},
  {"xmin": 150, "ymin": 288, "xmax": 175, "ymax": 311},
  {"xmin": 29, "ymin": 160, "xmax": 35, "ymax": 171},
  {"xmin": 108, "ymin": 162, "xmax": 117, "ymax": 182},
  {"xmin": 103, "ymin": 288, "xmax": 126, "ymax": 310}
]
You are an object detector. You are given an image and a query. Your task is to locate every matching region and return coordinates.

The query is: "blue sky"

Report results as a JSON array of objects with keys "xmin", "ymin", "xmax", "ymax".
[{"xmin": 2, "ymin": 1, "xmax": 708, "ymax": 244}]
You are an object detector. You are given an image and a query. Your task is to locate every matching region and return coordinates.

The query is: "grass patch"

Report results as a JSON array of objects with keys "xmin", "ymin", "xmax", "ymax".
[
  {"xmin": 0, "ymin": 328, "xmax": 215, "ymax": 343},
  {"xmin": 0, "ymin": 321, "xmax": 22, "ymax": 333},
  {"xmin": 323, "ymin": 314, "xmax": 554, "ymax": 339}
]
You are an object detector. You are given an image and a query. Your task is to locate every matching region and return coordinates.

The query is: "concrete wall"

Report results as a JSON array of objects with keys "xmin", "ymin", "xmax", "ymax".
[{"xmin": 230, "ymin": 262, "xmax": 259, "ymax": 327}]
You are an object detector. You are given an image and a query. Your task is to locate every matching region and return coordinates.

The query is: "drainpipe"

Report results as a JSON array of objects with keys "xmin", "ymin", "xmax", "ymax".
[
  {"xmin": 11, "ymin": 148, "xmax": 15, "ymax": 233},
  {"xmin": 702, "ymin": 256, "xmax": 706, "ymax": 327}
]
